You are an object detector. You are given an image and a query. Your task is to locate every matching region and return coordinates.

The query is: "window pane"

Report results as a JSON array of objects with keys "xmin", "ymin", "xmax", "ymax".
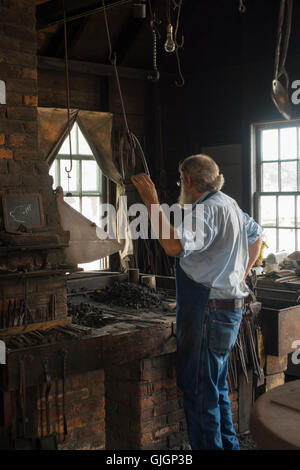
[
  {"xmin": 78, "ymin": 127, "xmax": 93, "ymax": 155},
  {"xmin": 262, "ymin": 163, "xmax": 278, "ymax": 191},
  {"xmin": 58, "ymin": 126, "xmax": 77, "ymax": 154},
  {"xmin": 82, "ymin": 160, "xmax": 98, "ymax": 191},
  {"xmin": 261, "ymin": 129, "xmax": 278, "ymax": 161},
  {"xmin": 280, "ymin": 127, "xmax": 297, "ymax": 159},
  {"xmin": 49, "ymin": 161, "xmax": 57, "ymax": 188},
  {"xmin": 297, "ymin": 197, "xmax": 300, "ymax": 228},
  {"xmin": 278, "ymin": 229, "xmax": 295, "ymax": 253},
  {"xmin": 278, "ymin": 196, "xmax": 295, "ymax": 227},
  {"xmin": 297, "ymin": 230, "xmax": 300, "ymax": 250},
  {"xmin": 60, "ymin": 160, "xmax": 79, "ymax": 192},
  {"xmin": 263, "ymin": 228, "xmax": 277, "ymax": 254},
  {"xmin": 82, "ymin": 196, "xmax": 100, "ymax": 224},
  {"xmin": 280, "ymin": 161, "xmax": 297, "ymax": 191},
  {"xmin": 78, "ymin": 260, "xmax": 100, "ymax": 271},
  {"xmin": 65, "ymin": 196, "xmax": 80, "ymax": 212},
  {"xmin": 260, "ymin": 196, "xmax": 276, "ymax": 226}
]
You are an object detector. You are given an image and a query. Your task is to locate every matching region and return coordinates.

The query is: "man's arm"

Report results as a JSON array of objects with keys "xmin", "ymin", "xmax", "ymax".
[
  {"xmin": 243, "ymin": 235, "xmax": 264, "ymax": 281},
  {"xmin": 131, "ymin": 173, "xmax": 182, "ymax": 257}
]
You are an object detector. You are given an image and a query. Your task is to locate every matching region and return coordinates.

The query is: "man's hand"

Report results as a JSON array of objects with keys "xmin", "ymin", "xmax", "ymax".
[
  {"xmin": 243, "ymin": 235, "xmax": 264, "ymax": 281},
  {"xmin": 131, "ymin": 173, "xmax": 159, "ymax": 208},
  {"xmin": 131, "ymin": 173, "xmax": 182, "ymax": 257}
]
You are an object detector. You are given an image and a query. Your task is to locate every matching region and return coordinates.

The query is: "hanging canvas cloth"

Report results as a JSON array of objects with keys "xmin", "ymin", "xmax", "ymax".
[{"xmin": 56, "ymin": 188, "xmax": 121, "ymax": 265}]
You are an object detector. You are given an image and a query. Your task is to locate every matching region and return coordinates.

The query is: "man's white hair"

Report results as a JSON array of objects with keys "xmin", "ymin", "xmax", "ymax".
[{"xmin": 179, "ymin": 154, "xmax": 225, "ymax": 192}]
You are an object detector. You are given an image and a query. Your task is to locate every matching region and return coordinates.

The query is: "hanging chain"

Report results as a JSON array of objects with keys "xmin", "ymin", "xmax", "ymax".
[
  {"xmin": 62, "ymin": 0, "xmax": 73, "ymax": 193},
  {"xmin": 148, "ymin": 0, "xmax": 161, "ymax": 82}
]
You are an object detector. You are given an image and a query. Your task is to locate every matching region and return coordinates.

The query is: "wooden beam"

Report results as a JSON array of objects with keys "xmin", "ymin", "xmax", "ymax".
[
  {"xmin": 38, "ymin": 55, "xmax": 153, "ymax": 80},
  {"xmin": 36, "ymin": 0, "xmax": 132, "ymax": 30}
]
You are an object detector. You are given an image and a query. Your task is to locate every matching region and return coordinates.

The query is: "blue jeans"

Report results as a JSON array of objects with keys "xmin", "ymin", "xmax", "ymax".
[
  {"xmin": 182, "ymin": 304, "xmax": 242, "ymax": 450},
  {"xmin": 175, "ymin": 260, "xmax": 242, "ymax": 450}
]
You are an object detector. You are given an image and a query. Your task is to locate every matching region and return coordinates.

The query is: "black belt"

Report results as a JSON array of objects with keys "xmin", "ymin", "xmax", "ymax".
[{"xmin": 208, "ymin": 299, "xmax": 244, "ymax": 309}]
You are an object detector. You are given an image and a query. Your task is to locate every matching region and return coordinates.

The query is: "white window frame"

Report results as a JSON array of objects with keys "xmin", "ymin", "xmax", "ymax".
[
  {"xmin": 50, "ymin": 123, "xmax": 109, "ymax": 270},
  {"xmin": 251, "ymin": 120, "xmax": 300, "ymax": 254}
]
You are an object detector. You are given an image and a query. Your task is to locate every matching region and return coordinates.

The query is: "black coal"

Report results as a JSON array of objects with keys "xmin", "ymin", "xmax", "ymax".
[{"xmin": 91, "ymin": 281, "xmax": 162, "ymax": 310}]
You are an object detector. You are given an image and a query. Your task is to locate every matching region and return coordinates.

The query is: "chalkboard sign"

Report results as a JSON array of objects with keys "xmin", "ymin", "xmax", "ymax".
[{"xmin": 2, "ymin": 194, "xmax": 45, "ymax": 233}]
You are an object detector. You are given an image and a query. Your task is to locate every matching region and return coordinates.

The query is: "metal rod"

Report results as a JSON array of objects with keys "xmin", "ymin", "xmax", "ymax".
[{"xmin": 37, "ymin": 0, "xmax": 132, "ymax": 30}]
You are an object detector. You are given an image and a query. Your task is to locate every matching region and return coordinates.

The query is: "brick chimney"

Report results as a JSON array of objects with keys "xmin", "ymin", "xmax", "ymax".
[{"xmin": 0, "ymin": 0, "xmax": 70, "ymax": 328}]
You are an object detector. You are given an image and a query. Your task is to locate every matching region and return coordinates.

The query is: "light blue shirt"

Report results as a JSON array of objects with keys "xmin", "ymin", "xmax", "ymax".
[{"xmin": 176, "ymin": 191, "xmax": 263, "ymax": 299}]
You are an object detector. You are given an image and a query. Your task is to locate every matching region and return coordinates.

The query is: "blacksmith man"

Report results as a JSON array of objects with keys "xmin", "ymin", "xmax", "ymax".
[{"xmin": 131, "ymin": 154, "xmax": 263, "ymax": 450}]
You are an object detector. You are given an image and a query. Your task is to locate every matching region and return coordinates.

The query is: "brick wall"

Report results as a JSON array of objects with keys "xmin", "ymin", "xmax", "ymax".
[
  {"xmin": 105, "ymin": 353, "xmax": 238, "ymax": 450},
  {"xmin": 0, "ymin": 0, "xmax": 69, "ymax": 331},
  {"xmin": 105, "ymin": 353, "xmax": 189, "ymax": 450},
  {"xmin": 0, "ymin": 0, "xmax": 38, "ymax": 161},
  {"xmin": 0, "ymin": 0, "xmax": 64, "ymax": 241},
  {"xmin": 37, "ymin": 369, "xmax": 106, "ymax": 450}
]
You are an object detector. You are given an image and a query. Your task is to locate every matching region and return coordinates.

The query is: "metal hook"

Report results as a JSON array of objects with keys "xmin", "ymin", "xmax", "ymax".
[
  {"xmin": 64, "ymin": 134, "xmax": 73, "ymax": 175},
  {"xmin": 239, "ymin": 0, "xmax": 246, "ymax": 13},
  {"xmin": 176, "ymin": 34, "xmax": 184, "ymax": 49}
]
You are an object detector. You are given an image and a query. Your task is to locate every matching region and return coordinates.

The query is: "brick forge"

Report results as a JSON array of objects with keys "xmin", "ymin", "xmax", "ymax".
[
  {"xmin": 37, "ymin": 369, "xmax": 106, "ymax": 450},
  {"xmin": 34, "ymin": 354, "xmax": 187, "ymax": 450},
  {"xmin": 25, "ymin": 355, "xmax": 238, "ymax": 451}
]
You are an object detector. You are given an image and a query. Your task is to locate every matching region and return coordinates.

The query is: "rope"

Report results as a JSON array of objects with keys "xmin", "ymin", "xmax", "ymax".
[
  {"xmin": 102, "ymin": 0, "xmax": 130, "ymax": 135},
  {"xmin": 101, "ymin": 0, "xmax": 150, "ymax": 176},
  {"xmin": 62, "ymin": 0, "xmax": 73, "ymax": 191}
]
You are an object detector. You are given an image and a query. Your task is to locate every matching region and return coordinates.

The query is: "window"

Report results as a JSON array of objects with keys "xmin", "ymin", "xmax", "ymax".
[
  {"xmin": 253, "ymin": 122, "xmax": 300, "ymax": 256},
  {"xmin": 49, "ymin": 123, "xmax": 109, "ymax": 271}
]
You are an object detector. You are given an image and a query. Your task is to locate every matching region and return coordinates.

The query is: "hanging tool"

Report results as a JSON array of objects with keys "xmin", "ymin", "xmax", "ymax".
[
  {"xmin": 19, "ymin": 357, "xmax": 26, "ymax": 439},
  {"xmin": 37, "ymin": 359, "xmax": 58, "ymax": 450},
  {"xmin": 271, "ymin": 0, "xmax": 293, "ymax": 120},
  {"xmin": 60, "ymin": 349, "xmax": 68, "ymax": 441},
  {"xmin": 14, "ymin": 356, "xmax": 37, "ymax": 449}
]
